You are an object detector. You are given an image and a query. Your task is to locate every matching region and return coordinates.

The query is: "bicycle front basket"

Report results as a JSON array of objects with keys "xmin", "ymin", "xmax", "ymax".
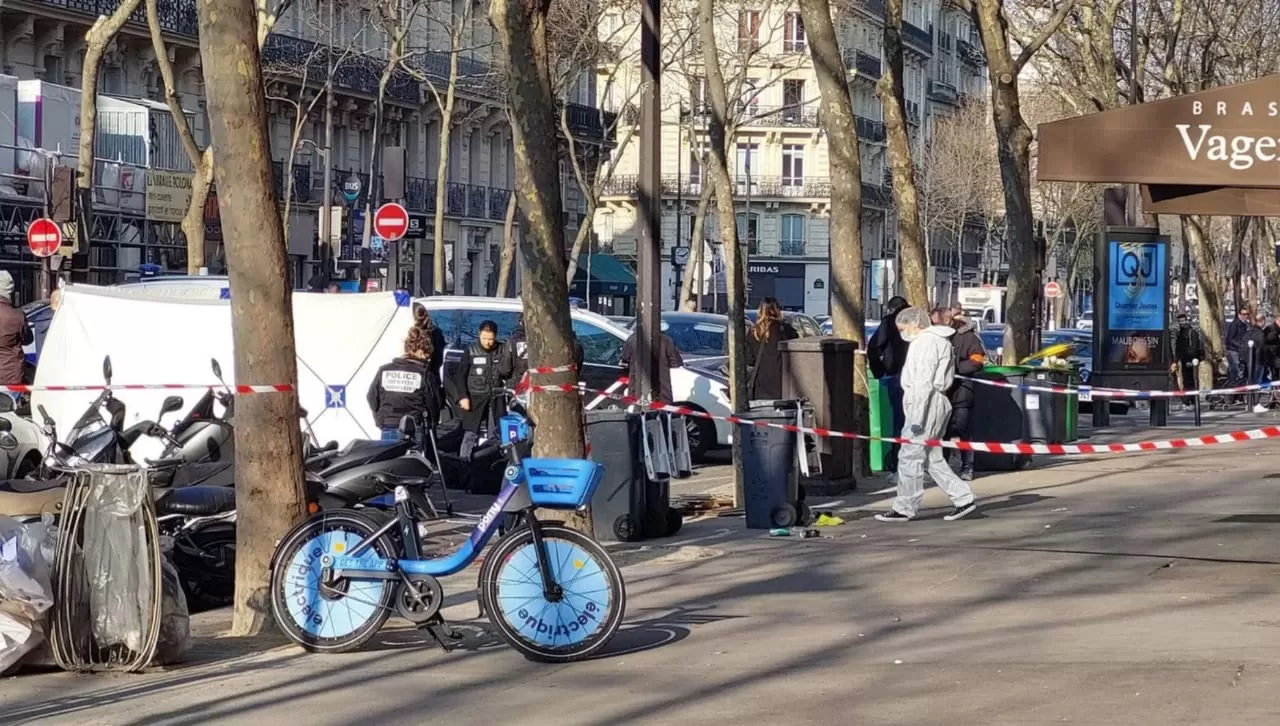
[{"xmin": 523, "ymin": 458, "xmax": 604, "ymax": 510}]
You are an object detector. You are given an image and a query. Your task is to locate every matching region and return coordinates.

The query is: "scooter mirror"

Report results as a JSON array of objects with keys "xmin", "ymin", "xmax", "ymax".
[
  {"xmin": 36, "ymin": 404, "xmax": 55, "ymax": 429},
  {"xmin": 0, "ymin": 417, "xmax": 11, "ymax": 433},
  {"xmin": 211, "ymin": 358, "xmax": 224, "ymax": 381},
  {"xmin": 160, "ymin": 396, "xmax": 185, "ymax": 417},
  {"xmin": 103, "ymin": 356, "xmax": 113, "ymax": 385}
]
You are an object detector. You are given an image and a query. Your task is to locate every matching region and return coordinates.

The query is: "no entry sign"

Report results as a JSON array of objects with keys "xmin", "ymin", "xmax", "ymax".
[
  {"xmin": 373, "ymin": 203, "xmax": 409, "ymax": 242},
  {"xmin": 27, "ymin": 218, "xmax": 62, "ymax": 258},
  {"xmin": 1044, "ymin": 280, "xmax": 1062, "ymax": 299}
]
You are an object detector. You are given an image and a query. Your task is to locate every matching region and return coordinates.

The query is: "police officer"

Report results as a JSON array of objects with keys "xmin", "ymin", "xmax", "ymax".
[
  {"xmin": 450, "ymin": 319, "xmax": 506, "ymax": 459},
  {"xmin": 367, "ymin": 326, "xmax": 442, "ymax": 440},
  {"xmin": 501, "ymin": 314, "xmax": 585, "ymax": 390}
]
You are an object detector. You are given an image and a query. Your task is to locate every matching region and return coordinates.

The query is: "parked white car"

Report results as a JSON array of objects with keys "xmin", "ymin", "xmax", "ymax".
[
  {"xmin": 1078, "ymin": 310, "xmax": 1094, "ymax": 331},
  {"xmin": 417, "ymin": 297, "xmax": 734, "ymax": 461}
]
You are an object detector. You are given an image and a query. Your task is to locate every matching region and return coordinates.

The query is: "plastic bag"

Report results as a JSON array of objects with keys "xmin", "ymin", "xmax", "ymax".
[
  {"xmin": 0, "ymin": 514, "xmax": 58, "ymax": 674},
  {"xmin": 152, "ymin": 556, "xmax": 191, "ymax": 666},
  {"xmin": 79, "ymin": 469, "xmax": 152, "ymax": 653}
]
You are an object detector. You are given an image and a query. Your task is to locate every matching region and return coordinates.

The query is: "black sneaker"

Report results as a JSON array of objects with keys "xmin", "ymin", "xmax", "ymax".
[
  {"xmin": 944, "ymin": 502, "xmax": 977, "ymax": 521},
  {"xmin": 959, "ymin": 467, "xmax": 974, "ymax": 482},
  {"xmin": 874, "ymin": 510, "xmax": 912, "ymax": 523}
]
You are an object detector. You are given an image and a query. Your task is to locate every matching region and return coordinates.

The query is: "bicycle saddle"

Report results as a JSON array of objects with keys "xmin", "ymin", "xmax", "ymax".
[
  {"xmin": 155, "ymin": 486, "xmax": 237, "ymax": 517},
  {"xmin": 370, "ymin": 472, "xmax": 432, "ymax": 487},
  {"xmin": 0, "ymin": 477, "xmax": 67, "ymax": 494}
]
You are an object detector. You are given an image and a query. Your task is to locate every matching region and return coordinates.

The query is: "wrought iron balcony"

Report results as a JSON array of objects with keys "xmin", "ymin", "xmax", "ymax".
[
  {"xmin": 863, "ymin": 182, "xmax": 892, "ymax": 208},
  {"xmin": 957, "ymin": 38, "xmax": 986, "ymax": 66},
  {"xmin": 32, "ymin": 0, "xmax": 199, "ymax": 37},
  {"xmin": 843, "ymin": 49, "xmax": 882, "ymax": 81},
  {"xmin": 929, "ymin": 80, "xmax": 960, "ymax": 105},
  {"xmin": 466, "ymin": 184, "xmax": 488, "ymax": 218},
  {"xmin": 856, "ymin": 116, "xmax": 886, "ymax": 143},
  {"xmin": 780, "ymin": 239, "xmax": 807, "ymax": 256},
  {"xmin": 903, "ymin": 22, "xmax": 933, "ymax": 54},
  {"xmin": 561, "ymin": 103, "xmax": 617, "ymax": 143},
  {"xmin": 783, "ymin": 39, "xmax": 808, "ymax": 54},
  {"xmin": 404, "ymin": 51, "xmax": 502, "ymax": 100},
  {"xmin": 741, "ymin": 105, "xmax": 820, "ymax": 128},
  {"xmin": 262, "ymin": 35, "xmax": 419, "ymax": 103},
  {"xmin": 489, "ymin": 188, "xmax": 512, "ymax": 220},
  {"xmin": 405, "ymin": 177, "xmax": 436, "ymax": 213},
  {"xmin": 272, "ymin": 161, "xmax": 311, "ymax": 202},
  {"xmin": 446, "ymin": 182, "xmax": 466, "ymax": 216}
]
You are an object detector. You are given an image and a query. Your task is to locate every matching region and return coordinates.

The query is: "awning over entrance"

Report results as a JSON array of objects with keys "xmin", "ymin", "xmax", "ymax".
[
  {"xmin": 571, "ymin": 254, "xmax": 636, "ymax": 297},
  {"xmin": 1036, "ymin": 74, "xmax": 1280, "ymax": 215}
]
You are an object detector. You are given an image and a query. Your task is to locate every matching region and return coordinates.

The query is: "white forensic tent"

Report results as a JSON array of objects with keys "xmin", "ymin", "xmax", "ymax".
[{"xmin": 33, "ymin": 285, "xmax": 416, "ymax": 461}]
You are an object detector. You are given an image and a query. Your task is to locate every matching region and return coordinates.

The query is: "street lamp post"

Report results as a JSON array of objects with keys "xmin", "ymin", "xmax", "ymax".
[{"xmin": 634, "ymin": 0, "xmax": 662, "ymax": 402}]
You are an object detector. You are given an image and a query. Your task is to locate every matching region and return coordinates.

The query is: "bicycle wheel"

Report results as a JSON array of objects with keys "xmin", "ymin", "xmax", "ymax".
[
  {"xmin": 478, "ymin": 524, "xmax": 626, "ymax": 663},
  {"xmin": 270, "ymin": 510, "xmax": 396, "ymax": 653}
]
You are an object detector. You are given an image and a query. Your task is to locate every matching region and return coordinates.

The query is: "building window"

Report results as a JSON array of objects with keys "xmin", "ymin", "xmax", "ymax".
[
  {"xmin": 739, "ymin": 78, "xmax": 761, "ymax": 117},
  {"xmin": 738, "ymin": 10, "xmax": 761, "ymax": 52},
  {"xmin": 784, "ymin": 12, "xmax": 806, "ymax": 53},
  {"xmin": 783, "ymin": 80, "xmax": 805, "ymax": 122},
  {"xmin": 736, "ymin": 212, "xmax": 760, "ymax": 255},
  {"xmin": 782, "ymin": 144, "xmax": 805, "ymax": 193},
  {"xmin": 688, "ymin": 142, "xmax": 708, "ymax": 187},
  {"xmin": 781, "ymin": 214, "xmax": 806, "ymax": 256},
  {"xmin": 735, "ymin": 142, "xmax": 759, "ymax": 195}
]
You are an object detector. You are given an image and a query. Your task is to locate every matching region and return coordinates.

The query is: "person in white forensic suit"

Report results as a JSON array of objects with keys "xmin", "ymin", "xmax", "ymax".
[{"xmin": 875, "ymin": 307, "xmax": 978, "ymax": 523}]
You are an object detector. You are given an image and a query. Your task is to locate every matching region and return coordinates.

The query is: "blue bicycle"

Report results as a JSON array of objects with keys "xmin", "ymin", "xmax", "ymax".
[{"xmin": 269, "ymin": 412, "xmax": 626, "ymax": 662}]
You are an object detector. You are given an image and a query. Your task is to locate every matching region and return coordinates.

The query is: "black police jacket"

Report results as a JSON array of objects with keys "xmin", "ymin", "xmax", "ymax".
[{"xmin": 366, "ymin": 357, "xmax": 442, "ymax": 430}]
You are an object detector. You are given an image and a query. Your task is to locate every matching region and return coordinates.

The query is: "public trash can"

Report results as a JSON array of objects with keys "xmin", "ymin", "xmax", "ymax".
[
  {"xmin": 969, "ymin": 366, "xmax": 1034, "ymax": 472},
  {"xmin": 779, "ymin": 337, "xmax": 857, "ymax": 492},
  {"xmin": 868, "ymin": 376, "xmax": 894, "ymax": 473},
  {"xmin": 738, "ymin": 400, "xmax": 806, "ymax": 529},
  {"xmin": 585, "ymin": 409, "xmax": 679, "ymax": 542},
  {"xmin": 1026, "ymin": 367, "xmax": 1079, "ymax": 443}
]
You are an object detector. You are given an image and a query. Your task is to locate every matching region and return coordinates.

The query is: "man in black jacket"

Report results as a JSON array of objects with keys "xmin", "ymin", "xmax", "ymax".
[
  {"xmin": 867, "ymin": 295, "xmax": 909, "ymax": 475},
  {"xmin": 1172, "ymin": 313, "xmax": 1205, "ymax": 402},
  {"xmin": 620, "ymin": 326, "xmax": 684, "ymax": 403},
  {"xmin": 449, "ymin": 319, "xmax": 507, "ymax": 459},
  {"xmin": 1225, "ymin": 307, "xmax": 1251, "ymax": 384},
  {"xmin": 945, "ymin": 309, "xmax": 985, "ymax": 481}
]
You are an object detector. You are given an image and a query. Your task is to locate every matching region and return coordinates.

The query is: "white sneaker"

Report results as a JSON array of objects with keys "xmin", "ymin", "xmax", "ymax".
[{"xmin": 1253, "ymin": 404, "xmax": 1269, "ymax": 413}]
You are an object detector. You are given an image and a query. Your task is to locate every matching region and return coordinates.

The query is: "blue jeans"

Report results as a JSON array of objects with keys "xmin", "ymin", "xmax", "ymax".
[
  {"xmin": 1227, "ymin": 350, "xmax": 1242, "ymax": 384},
  {"xmin": 885, "ymin": 376, "xmax": 905, "ymax": 472}
]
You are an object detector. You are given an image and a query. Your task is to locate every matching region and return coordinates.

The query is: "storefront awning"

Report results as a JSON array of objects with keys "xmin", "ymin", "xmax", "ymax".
[{"xmin": 571, "ymin": 254, "xmax": 636, "ymax": 296}]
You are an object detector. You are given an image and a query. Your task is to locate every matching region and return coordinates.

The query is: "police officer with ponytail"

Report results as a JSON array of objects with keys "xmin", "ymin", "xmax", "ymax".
[{"xmin": 367, "ymin": 326, "xmax": 442, "ymax": 440}]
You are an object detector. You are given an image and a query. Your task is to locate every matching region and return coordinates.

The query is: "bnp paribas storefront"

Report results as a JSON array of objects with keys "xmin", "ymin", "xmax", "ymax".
[{"xmin": 746, "ymin": 261, "xmax": 830, "ymax": 316}]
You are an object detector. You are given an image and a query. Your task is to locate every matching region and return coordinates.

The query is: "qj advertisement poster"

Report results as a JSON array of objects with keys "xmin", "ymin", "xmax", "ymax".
[{"xmin": 1106, "ymin": 241, "xmax": 1168, "ymax": 370}]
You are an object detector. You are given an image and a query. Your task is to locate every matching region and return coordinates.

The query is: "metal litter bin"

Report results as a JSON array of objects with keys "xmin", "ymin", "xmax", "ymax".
[
  {"xmin": 586, "ymin": 409, "xmax": 679, "ymax": 541},
  {"xmin": 737, "ymin": 400, "xmax": 806, "ymax": 528}
]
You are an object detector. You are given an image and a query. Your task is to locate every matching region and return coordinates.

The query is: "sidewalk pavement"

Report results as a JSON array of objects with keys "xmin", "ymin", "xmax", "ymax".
[{"xmin": 5, "ymin": 433, "xmax": 1280, "ymax": 725}]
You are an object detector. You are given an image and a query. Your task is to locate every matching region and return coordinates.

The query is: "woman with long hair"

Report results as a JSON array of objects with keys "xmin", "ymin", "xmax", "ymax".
[
  {"xmin": 367, "ymin": 325, "xmax": 443, "ymax": 440},
  {"xmin": 745, "ymin": 297, "xmax": 796, "ymax": 400},
  {"xmin": 411, "ymin": 303, "xmax": 447, "ymax": 379}
]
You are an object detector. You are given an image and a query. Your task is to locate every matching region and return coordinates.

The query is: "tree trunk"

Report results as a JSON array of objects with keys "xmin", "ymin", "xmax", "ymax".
[
  {"xmin": 879, "ymin": 0, "xmax": 928, "ymax": 308},
  {"xmin": 972, "ymin": 0, "xmax": 1038, "ymax": 363},
  {"xmin": 197, "ymin": 0, "xmax": 306, "ymax": 636},
  {"xmin": 799, "ymin": 0, "xmax": 868, "ymax": 475},
  {"xmin": 1184, "ymin": 215, "xmax": 1225, "ymax": 388},
  {"xmin": 180, "ymin": 152, "xmax": 213, "ymax": 273},
  {"xmin": 432, "ymin": 124, "xmax": 453, "ymax": 293},
  {"xmin": 1264, "ymin": 220, "xmax": 1280, "ymax": 314},
  {"xmin": 698, "ymin": 0, "xmax": 747, "ymax": 503},
  {"xmin": 678, "ymin": 183, "xmax": 714, "ymax": 307},
  {"xmin": 490, "ymin": 0, "xmax": 586, "ymax": 510},
  {"xmin": 497, "ymin": 191, "xmax": 519, "ymax": 296},
  {"xmin": 77, "ymin": 0, "xmax": 145, "ymax": 226}
]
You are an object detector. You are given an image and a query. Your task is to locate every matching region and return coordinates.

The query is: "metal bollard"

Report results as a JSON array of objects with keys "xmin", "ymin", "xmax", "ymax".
[
  {"xmin": 1192, "ymin": 359, "xmax": 1202, "ymax": 427},
  {"xmin": 1247, "ymin": 340, "xmax": 1256, "ymax": 409}
]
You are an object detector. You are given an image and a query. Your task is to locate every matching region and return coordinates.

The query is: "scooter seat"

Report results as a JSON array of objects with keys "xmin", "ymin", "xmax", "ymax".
[
  {"xmin": 0, "ymin": 477, "xmax": 68, "ymax": 494},
  {"xmin": 155, "ymin": 486, "xmax": 236, "ymax": 517}
]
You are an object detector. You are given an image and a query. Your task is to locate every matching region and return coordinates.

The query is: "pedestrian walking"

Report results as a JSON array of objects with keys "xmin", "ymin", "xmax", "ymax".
[
  {"xmin": 0, "ymin": 271, "xmax": 32, "ymax": 387},
  {"xmin": 945, "ymin": 308, "xmax": 985, "ymax": 482},
  {"xmin": 620, "ymin": 323, "xmax": 684, "ymax": 403},
  {"xmin": 1172, "ymin": 313, "xmax": 1205, "ymax": 402},
  {"xmin": 745, "ymin": 297, "xmax": 798, "ymax": 400},
  {"xmin": 367, "ymin": 325, "xmax": 442, "ymax": 440},
  {"xmin": 875, "ymin": 307, "xmax": 977, "ymax": 523},
  {"xmin": 867, "ymin": 295, "xmax": 909, "ymax": 477},
  {"xmin": 449, "ymin": 319, "xmax": 507, "ymax": 459},
  {"xmin": 1226, "ymin": 307, "xmax": 1251, "ymax": 384}
]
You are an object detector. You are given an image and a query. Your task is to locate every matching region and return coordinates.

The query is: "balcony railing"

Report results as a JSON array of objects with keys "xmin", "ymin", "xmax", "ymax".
[
  {"xmin": 783, "ymin": 39, "xmax": 808, "ymax": 54},
  {"xmin": 262, "ymin": 35, "xmax": 418, "ymax": 103},
  {"xmin": 957, "ymin": 38, "xmax": 986, "ymax": 66},
  {"xmin": 929, "ymin": 80, "xmax": 960, "ymax": 105},
  {"xmin": 489, "ymin": 188, "xmax": 512, "ymax": 220},
  {"xmin": 33, "ymin": 0, "xmax": 199, "ymax": 37},
  {"xmin": 856, "ymin": 116, "xmax": 886, "ymax": 143},
  {"xmin": 780, "ymin": 239, "xmax": 807, "ymax": 256},
  {"xmin": 272, "ymin": 161, "xmax": 311, "ymax": 203},
  {"xmin": 844, "ymin": 49, "xmax": 883, "ymax": 80},
  {"xmin": 903, "ymin": 22, "xmax": 934, "ymax": 54},
  {"xmin": 466, "ymin": 184, "xmax": 488, "ymax": 218},
  {"xmin": 405, "ymin": 177, "xmax": 437, "ymax": 213},
  {"xmin": 742, "ymin": 105, "xmax": 820, "ymax": 128},
  {"xmin": 446, "ymin": 182, "xmax": 467, "ymax": 216}
]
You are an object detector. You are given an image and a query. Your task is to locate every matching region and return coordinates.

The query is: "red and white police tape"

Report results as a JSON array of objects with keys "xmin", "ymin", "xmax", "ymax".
[
  {"xmin": 0, "ymin": 383, "xmax": 293, "ymax": 394},
  {"xmin": 957, "ymin": 375, "xmax": 1277, "ymax": 400},
  {"xmin": 525, "ymin": 382, "xmax": 1280, "ymax": 455}
]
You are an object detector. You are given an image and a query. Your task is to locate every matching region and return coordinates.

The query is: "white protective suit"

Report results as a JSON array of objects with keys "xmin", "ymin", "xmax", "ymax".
[{"xmin": 892, "ymin": 324, "xmax": 975, "ymax": 518}]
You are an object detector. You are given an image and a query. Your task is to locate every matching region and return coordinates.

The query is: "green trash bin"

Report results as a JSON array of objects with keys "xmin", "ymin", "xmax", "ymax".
[
  {"xmin": 868, "ymin": 376, "xmax": 894, "ymax": 473},
  {"xmin": 1025, "ymin": 367, "xmax": 1079, "ymax": 444}
]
